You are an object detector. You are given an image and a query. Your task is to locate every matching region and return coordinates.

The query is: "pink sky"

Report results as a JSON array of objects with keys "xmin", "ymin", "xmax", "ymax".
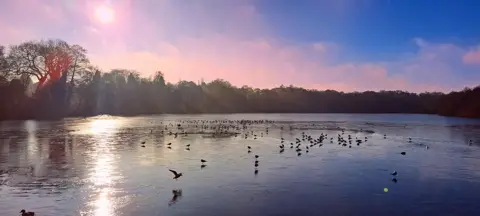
[{"xmin": 1, "ymin": 0, "xmax": 479, "ymax": 92}]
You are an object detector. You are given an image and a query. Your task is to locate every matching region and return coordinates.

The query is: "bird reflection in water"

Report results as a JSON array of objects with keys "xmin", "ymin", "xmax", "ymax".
[
  {"xmin": 201, "ymin": 164, "xmax": 207, "ymax": 169},
  {"xmin": 169, "ymin": 189, "xmax": 183, "ymax": 206}
]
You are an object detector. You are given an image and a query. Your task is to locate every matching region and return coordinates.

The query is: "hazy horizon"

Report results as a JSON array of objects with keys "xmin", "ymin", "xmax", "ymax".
[{"xmin": 2, "ymin": 0, "xmax": 480, "ymax": 93}]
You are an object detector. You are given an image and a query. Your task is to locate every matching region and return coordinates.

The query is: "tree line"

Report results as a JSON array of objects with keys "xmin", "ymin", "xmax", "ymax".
[{"xmin": 0, "ymin": 39, "xmax": 479, "ymax": 120}]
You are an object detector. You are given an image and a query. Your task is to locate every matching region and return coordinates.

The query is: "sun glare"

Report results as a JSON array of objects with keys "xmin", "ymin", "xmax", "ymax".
[{"xmin": 94, "ymin": 5, "xmax": 115, "ymax": 24}]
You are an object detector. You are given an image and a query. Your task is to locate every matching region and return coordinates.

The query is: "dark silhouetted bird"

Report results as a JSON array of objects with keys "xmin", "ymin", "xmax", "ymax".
[
  {"xmin": 169, "ymin": 169, "xmax": 183, "ymax": 180},
  {"xmin": 20, "ymin": 209, "xmax": 35, "ymax": 216}
]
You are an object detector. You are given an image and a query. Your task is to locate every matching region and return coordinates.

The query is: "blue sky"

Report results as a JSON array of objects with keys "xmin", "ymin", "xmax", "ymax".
[
  {"xmin": 257, "ymin": 0, "xmax": 480, "ymax": 61},
  {"xmin": 1, "ymin": 0, "xmax": 479, "ymax": 92}
]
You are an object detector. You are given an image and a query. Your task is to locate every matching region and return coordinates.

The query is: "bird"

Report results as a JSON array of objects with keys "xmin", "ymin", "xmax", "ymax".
[
  {"xmin": 141, "ymin": 145, "xmax": 145, "ymax": 147},
  {"xmin": 186, "ymin": 144, "xmax": 191, "ymax": 147},
  {"xmin": 201, "ymin": 164, "xmax": 207, "ymax": 169},
  {"xmin": 400, "ymin": 152, "xmax": 406, "ymax": 155},
  {"xmin": 255, "ymin": 155, "xmax": 259, "ymax": 159},
  {"xmin": 247, "ymin": 146, "xmax": 251, "ymax": 149},
  {"xmin": 391, "ymin": 171, "xmax": 397, "ymax": 176},
  {"xmin": 169, "ymin": 169, "xmax": 183, "ymax": 180},
  {"xmin": 141, "ymin": 141, "xmax": 146, "ymax": 144},
  {"xmin": 167, "ymin": 143, "xmax": 172, "ymax": 146},
  {"xmin": 201, "ymin": 159, "xmax": 207, "ymax": 164},
  {"xmin": 392, "ymin": 178, "xmax": 398, "ymax": 183},
  {"xmin": 254, "ymin": 169, "xmax": 259, "ymax": 175},
  {"xmin": 20, "ymin": 210, "xmax": 35, "ymax": 216}
]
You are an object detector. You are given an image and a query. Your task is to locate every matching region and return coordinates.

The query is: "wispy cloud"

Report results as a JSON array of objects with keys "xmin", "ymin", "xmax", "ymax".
[
  {"xmin": 463, "ymin": 47, "xmax": 480, "ymax": 65},
  {"xmin": 0, "ymin": 0, "xmax": 479, "ymax": 92}
]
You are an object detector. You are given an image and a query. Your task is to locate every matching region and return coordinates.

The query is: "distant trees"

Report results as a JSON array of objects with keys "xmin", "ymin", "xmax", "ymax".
[{"xmin": 0, "ymin": 38, "xmax": 479, "ymax": 120}]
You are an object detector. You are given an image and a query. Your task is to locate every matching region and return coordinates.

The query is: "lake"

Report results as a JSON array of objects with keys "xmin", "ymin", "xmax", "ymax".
[{"xmin": 1, "ymin": 114, "xmax": 480, "ymax": 216}]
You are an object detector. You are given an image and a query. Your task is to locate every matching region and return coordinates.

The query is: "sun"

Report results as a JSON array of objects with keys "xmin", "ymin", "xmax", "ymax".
[{"xmin": 94, "ymin": 5, "xmax": 115, "ymax": 24}]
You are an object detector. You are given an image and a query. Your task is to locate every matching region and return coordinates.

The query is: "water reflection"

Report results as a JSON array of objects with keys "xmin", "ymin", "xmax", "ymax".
[
  {"xmin": 85, "ymin": 118, "xmax": 121, "ymax": 216},
  {"xmin": 88, "ymin": 119, "xmax": 118, "ymax": 135},
  {"xmin": 1, "ymin": 114, "xmax": 480, "ymax": 216},
  {"xmin": 168, "ymin": 189, "xmax": 183, "ymax": 206}
]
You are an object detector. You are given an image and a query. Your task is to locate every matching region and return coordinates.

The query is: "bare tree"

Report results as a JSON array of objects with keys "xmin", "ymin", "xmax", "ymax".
[{"xmin": 6, "ymin": 39, "xmax": 75, "ymax": 92}]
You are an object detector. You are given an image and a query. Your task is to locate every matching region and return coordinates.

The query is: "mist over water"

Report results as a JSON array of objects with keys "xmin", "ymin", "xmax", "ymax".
[{"xmin": 1, "ymin": 114, "xmax": 480, "ymax": 216}]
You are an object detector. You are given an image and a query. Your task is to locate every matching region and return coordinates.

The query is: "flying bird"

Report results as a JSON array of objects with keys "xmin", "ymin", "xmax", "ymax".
[{"xmin": 169, "ymin": 169, "xmax": 183, "ymax": 180}]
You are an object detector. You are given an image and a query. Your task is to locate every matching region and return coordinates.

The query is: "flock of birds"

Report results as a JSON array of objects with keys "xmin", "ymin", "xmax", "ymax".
[
  {"xmin": 153, "ymin": 119, "xmax": 477, "ymax": 188},
  {"xmin": 18, "ymin": 119, "xmax": 477, "ymax": 215},
  {"xmin": 128, "ymin": 119, "xmax": 432, "ymax": 207}
]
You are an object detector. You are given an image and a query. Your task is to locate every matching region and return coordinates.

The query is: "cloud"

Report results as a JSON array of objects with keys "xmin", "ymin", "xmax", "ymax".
[
  {"xmin": 463, "ymin": 47, "xmax": 480, "ymax": 65},
  {"xmin": 1, "ymin": 0, "xmax": 479, "ymax": 92}
]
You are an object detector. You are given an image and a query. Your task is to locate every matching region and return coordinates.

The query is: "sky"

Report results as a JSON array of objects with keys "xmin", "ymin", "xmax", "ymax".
[{"xmin": 1, "ymin": 0, "xmax": 480, "ymax": 92}]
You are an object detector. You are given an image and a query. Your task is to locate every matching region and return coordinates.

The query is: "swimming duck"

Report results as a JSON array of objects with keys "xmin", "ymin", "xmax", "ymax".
[{"xmin": 20, "ymin": 210, "xmax": 35, "ymax": 216}]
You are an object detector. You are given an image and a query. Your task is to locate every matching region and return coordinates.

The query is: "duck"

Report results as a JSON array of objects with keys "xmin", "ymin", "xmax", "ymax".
[
  {"xmin": 391, "ymin": 171, "xmax": 397, "ymax": 176},
  {"xmin": 201, "ymin": 159, "xmax": 207, "ymax": 164},
  {"xmin": 400, "ymin": 152, "xmax": 406, "ymax": 155},
  {"xmin": 20, "ymin": 210, "xmax": 35, "ymax": 216}
]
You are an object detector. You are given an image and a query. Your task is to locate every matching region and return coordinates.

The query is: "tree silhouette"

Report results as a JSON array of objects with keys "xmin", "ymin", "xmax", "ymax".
[{"xmin": 0, "ymin": 38, "xmax": 479, "ymax": 120}]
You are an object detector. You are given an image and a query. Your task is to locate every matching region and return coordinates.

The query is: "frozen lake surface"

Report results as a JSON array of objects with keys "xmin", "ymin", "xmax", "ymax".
[{"xmin": 1, "ymin": 114, "xmax": 480, "ymax": 216}]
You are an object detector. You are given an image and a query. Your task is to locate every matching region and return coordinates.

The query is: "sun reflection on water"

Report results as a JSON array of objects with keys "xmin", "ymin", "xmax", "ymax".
[
  {"xmin": 88, "ymin": 119, "xmax": 118, "ymax": 135},
  {"xmin": 85, "ymin": 118, "xmax": 122, "ymax": 216}
]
